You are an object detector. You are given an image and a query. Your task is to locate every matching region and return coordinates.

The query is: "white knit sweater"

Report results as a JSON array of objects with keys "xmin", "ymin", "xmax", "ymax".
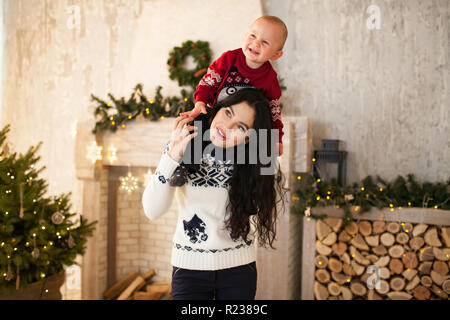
[{"xmin": 142, "ymin": 141, "xmax": 256, "ymax": 271}]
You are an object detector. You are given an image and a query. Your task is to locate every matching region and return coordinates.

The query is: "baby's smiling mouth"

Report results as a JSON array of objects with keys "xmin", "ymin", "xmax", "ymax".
[{"xmin": 248, "ymin": 47, "xmax": 259, "ymax": 55}]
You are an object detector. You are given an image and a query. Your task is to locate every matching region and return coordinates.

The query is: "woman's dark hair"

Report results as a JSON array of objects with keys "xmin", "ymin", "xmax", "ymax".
[{"xmin": 170, "ymin": 88, "xmax": 287, "ymax": 248}]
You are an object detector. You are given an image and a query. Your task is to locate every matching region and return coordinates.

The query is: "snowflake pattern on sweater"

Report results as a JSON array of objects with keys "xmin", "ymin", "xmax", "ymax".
[
  {"xmin": 159, "ymin": 141, "xmax": 233, "ymax": 189},
  {"xmin": 199, "ymin": 67, "xmax": 223, "ymax": 87},
  {"xmin": 186, "ymin": 153, "xmax": 233, "ymax": 188},
  {"xmin": 142, "ymin": 140, "xmax": 257, "ymax": 270}
]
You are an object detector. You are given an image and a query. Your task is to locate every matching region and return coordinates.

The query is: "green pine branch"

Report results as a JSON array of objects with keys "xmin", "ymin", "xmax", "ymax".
[
  {"xmin": 0, "ymin": 126, "xmax": 97, "ymax": 293},
  {"xmin": 291, "ymin": 171, "xmax": 450, "ymax": 225}
]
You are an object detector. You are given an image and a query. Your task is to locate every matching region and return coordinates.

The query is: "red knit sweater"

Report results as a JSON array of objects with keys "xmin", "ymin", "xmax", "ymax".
[{"xmin": 193, "ymin": 48, "xmax": 284, "ymax": 143}]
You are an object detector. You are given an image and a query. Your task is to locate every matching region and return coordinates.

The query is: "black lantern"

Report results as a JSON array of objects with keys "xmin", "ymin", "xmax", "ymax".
[{"xmin": 313, "ymin": 139, "xmax": 347, "ymax": 186}]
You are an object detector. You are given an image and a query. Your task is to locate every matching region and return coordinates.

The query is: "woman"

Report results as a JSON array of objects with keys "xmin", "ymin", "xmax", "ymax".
[{"xmin": 142, "ymin": 88, "xmax": 286, "ymax": 300}]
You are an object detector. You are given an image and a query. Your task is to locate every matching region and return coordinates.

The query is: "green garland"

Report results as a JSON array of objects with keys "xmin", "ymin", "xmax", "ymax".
[
  {"xmin": 91, "ymin": 84, "xmax": 195, "ymax": 134},
  {"xmin": 91, "ymin": 40, "xmax": 287, "ymax": 134},
  {"xmin": 167, "ymin": 40, "xmax": 212, "ymax": 90},
  {"xmin": 92, "ymin": 40, "xmax": 212, "ymax": 134},
  {"xmin": 290, "ymin": 172, "xmax": 450, "ymax": 225}
]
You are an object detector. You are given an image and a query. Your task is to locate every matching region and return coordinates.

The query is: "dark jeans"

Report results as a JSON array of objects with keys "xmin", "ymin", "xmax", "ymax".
[{"xmin": 171, "ymin": 262, "xmax": 257, "ymax": 300}]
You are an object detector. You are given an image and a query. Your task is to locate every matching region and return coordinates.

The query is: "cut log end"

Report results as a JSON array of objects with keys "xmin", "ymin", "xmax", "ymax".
[
  {"xmin": 350, "ymin": 282, "xmax": 367, "ymax": 296},
  {"xmin": 327, "ymin": 282, "xmax": 341, "ymax": 296}
]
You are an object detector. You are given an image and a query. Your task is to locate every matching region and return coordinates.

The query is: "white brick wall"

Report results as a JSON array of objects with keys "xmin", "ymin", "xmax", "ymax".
[
  {"xmin": 116, "ymin": 167, "xmax": 178, "ymax": 283},
  {"xmin": 71, "ymin": 165, "xmax": 302, "ymax": 300}
]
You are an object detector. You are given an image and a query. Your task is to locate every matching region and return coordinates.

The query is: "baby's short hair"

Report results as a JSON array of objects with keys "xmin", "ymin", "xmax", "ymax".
[{"xmin": 255, "ymin": 16, "xmax": 288, "ymax": 49}]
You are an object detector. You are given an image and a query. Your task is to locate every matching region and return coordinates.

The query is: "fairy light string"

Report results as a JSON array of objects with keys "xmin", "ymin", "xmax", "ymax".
[{"xmin": 291, "ymin": 158, "xmax": 450, "ymax": 225}]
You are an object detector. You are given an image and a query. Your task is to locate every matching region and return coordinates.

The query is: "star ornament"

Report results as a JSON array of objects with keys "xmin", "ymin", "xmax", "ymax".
[
  {"xmin": 120, "ymin": 172, "xmax": 139, "ymax": 194},
  {"xmin": 86, "ymin": 141, "xmax": 103, "ymax": 163},
  {"xmin": 107, "ymin": 145, "xmax": 117, "ymax": 164}
]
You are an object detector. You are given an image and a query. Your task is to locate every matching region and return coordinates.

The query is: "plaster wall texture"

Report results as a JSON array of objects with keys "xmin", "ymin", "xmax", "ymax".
[
  {"xmin": 264, "ymin": 0, "xmax": 449, "ymax": 184},
  {"xmin": 1, "ymin": 0, "xmax": 263, "ymax": 211}
]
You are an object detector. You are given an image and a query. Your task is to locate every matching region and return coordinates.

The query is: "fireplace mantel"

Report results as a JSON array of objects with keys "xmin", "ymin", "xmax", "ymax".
[
  {"xmin": 75, "ymin": 116, "xmax": 312, "ymax": 175},
  {"xmin": 74, "ymin": 115, "xmax": 312, "ymax": 299}
]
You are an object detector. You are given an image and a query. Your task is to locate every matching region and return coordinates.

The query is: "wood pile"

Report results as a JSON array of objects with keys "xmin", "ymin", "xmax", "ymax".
[
  {"xmin": 314, "ymin": 218, "xmax": 450, "ymax": 300},
  {"xmin": 103, "ymin": 269, "xmax": 171, "ymax": 300}
]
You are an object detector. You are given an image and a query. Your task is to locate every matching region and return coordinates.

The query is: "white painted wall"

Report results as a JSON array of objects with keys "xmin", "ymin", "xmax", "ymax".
[
  {"xmin": 1, "ymin": 0, "xmax": 262, "ymax": 208},
  {"xmin": 264, "ymin": 0, "xmax": 449, "ymax": 184}
]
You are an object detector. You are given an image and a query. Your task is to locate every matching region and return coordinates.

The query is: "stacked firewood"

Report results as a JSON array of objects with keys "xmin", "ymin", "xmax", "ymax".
[
  {"xmin": 314, "ymin": 218, "xmax": 450, "ymax": 300},
  {"xmin": 103, "ymin": 269, "xmax": 171, "ymax": 300}
]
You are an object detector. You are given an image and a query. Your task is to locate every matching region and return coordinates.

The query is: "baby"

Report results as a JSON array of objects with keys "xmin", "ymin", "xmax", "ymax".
[{"xmin": 180, "ymin": 16, "xmax": 288, "ymax": 156}]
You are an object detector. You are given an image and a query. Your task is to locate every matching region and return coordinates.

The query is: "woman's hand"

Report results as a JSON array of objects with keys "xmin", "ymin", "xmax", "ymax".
[{"xmin": 167, "ymin": 116, "xmax": 198, "ymax": 162}]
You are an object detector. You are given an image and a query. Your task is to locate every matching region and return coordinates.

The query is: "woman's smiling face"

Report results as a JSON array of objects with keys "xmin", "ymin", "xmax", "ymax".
[{"xmin": 209, "ymin": 101, "xmax": 255, "ymax": 148}]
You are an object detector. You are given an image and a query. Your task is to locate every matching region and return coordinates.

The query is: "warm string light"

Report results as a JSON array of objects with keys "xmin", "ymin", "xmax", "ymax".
[
  {"xmin": 85, "ymin": 140, "xmax": 158, "ymax": 184},
  {"xmin": 293, "ymin": 157, "xmax": 447, "ymax": 223},
  {"xmin": 120, "ymin": 170, "xmax": 139, "ymax": 194}
]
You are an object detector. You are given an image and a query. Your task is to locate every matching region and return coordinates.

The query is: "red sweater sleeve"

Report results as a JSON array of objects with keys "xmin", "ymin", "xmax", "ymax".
[{"xmin": 193, "ymin": 51, "xmax": 233, "ymax": 106}]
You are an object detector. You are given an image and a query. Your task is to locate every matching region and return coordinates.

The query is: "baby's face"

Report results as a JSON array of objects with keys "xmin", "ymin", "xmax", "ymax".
[{"xmin": 242, "ymin": 19, "xmax": 284, "ymax": 69}]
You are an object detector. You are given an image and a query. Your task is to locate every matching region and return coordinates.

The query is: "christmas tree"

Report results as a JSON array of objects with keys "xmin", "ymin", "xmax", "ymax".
[{"xmin": 0, "ymin": 125, "xmax": 97, "ymax": 294}]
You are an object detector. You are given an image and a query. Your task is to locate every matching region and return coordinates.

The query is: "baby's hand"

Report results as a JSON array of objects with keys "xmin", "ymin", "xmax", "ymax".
[{"xmin": 180, "ymin": 101, "xmax": 207, "ymax": 118}]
